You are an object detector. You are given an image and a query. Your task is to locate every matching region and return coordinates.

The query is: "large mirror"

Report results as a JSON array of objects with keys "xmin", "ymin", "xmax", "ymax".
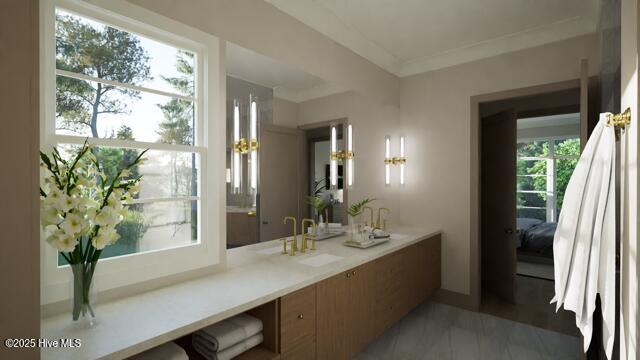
[{"xmin": 225, "ymin": 42, "xmax": 350, "ymax": 249}]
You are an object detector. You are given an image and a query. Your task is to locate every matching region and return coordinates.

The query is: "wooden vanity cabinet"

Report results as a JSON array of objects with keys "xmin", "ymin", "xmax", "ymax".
[
  {"xmin": 279, "ymin": 285, "xmax": 316, "ymax": 359},
  {"xmin": 280, "ymin": 234, "xmax": 441, "ymax": 360},
  {"xmin": 316, "ymin": 262, "xmax": 376, "ymax": 360}
]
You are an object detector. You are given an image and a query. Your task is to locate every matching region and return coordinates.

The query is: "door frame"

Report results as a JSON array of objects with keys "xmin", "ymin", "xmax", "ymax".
[{"xmin": 470, "ymin": 78, "xmax": 585, "ymax": 310}]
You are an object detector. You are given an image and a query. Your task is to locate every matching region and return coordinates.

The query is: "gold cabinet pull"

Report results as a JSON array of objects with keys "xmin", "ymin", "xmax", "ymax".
[
  {"xmin": 297, "ymin": 314, "xmax": 304, "ymax": 320},
  {"xmin": 346, "ymin": 272, "xmax": 352, "ymax": 278}
]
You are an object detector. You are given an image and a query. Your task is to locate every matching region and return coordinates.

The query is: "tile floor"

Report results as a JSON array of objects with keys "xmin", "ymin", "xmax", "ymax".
[{"xmin": 356, "ymin": 301, "xmax": 582, "ymax": 360}]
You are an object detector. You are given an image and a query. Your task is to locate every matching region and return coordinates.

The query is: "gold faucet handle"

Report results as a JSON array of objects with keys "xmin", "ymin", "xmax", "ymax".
[{"xmin": 280, "ymin": 238, "xmax": 288, "ymax": 254}]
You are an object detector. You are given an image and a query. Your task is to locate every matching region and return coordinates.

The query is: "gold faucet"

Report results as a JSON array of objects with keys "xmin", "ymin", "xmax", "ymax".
[
  {"xmin": 301, "ymin": 218, "xmax": 317, "ymax": 251},
  {"xmin": 377, "ymin": 208, "xmax": 390, "ymax": 230},
  {"xmin": 284, "ymin": 216, "xmax": 298, "ymax": 255},
  {"xmin": 363, "ymin": 206, "xmax": 374, "ymax": 227}
]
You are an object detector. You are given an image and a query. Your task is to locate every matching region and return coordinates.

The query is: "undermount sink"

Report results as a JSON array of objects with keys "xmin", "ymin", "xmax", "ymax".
[{"xmin": 297, "ymin": 253, "xmax": 343, "ymax": 267}]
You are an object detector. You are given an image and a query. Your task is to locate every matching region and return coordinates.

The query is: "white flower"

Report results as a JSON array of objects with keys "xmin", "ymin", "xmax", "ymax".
[
  {"xmin": 120, "ymin": 169, "xmax": 131, "ymax": 178},
  {"xmin": 94, "ymin": 206, "xmax": 121, "ymax": 227},
  {"xmin": 41, "ymin": 204, "xmax": 63, "ymax": 226},
  {"xmin": 57, "ymin": 194, "xmax": 78, "ymax": 213},
  {"xmin": 107, "ymin": 192, "xmax": 123, "ymax": 211},
  {"xmin": 78, "ymin": 196, "xmax": 98, "ymax": 210},
  {"xmin": 92, "ymin": 226, "xmax": 120, "ymax": 249},
  {"xmin": 46, "ymin": 228, "xmax": 78, "ymax": 252},
  {"xmin": 44, "ymin": 188, "xmax": 63, "ymax": 207},
  {"xmin": 60, "ymin": 212, "xmax": 85, "ymax": 236}
]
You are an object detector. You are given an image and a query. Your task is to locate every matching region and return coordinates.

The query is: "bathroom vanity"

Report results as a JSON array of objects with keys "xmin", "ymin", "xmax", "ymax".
[{"xmin": 41, "ymin": 228, "xmax": 441, "ymax": 360}]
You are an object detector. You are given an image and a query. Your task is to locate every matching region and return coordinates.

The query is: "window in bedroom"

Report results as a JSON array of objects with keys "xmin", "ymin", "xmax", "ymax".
[{"xmin": 517, "ymin": 136, "xmax": 580, "ymax": 222}]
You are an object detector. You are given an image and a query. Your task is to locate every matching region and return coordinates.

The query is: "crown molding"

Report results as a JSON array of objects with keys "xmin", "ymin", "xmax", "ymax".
[
  {"xmin": 274, "ymin": 82, "xmax": 348, "ymax": 103},
  {"xmin": 266, "ymin": 0, "xmax": 597, "ymax": 78},
  {"xmin": 398, "ymin": 16, "xmax": 597, "ymax": 77}
]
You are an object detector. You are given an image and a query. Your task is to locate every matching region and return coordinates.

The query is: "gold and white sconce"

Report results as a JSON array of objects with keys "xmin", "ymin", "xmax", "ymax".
[
  {"xmin": 329, "ymin": 123, "xmax": 355, "ymax": 189},
  {"xmin": 384, "ymin": 135, "xmax": 406, "ymax": 186},
  {"xmin": 231, "ymin": 95, "xmax": 260, "ymax": 195}
]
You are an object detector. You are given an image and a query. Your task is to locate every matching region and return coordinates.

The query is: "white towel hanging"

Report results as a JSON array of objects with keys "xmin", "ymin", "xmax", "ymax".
[{"xmin": 551, "ymin": 113, "xmax": 616, "ymax": 359}]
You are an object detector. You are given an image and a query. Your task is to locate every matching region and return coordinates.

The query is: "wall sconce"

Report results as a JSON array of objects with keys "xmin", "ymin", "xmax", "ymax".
[
  {"xmin": 231, "ymin": 95, "xmax": 260, "ymax": 196},
  {"xmin": 330, "ymin": 124, "xmax": 355, "ymax": 189},
  {"xmin": 384, "ymin": 135, "xmax": 407, "ymax": 186}
]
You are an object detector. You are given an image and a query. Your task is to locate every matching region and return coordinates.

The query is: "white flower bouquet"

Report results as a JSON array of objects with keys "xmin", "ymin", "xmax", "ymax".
[{"xmin": 40, "ymin": 141, "xmax": 146, "ymax": 321}]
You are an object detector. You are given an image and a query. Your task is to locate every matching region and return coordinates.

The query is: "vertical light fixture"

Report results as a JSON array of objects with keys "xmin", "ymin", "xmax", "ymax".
[
  {"xmin": 330, "ymin": 124, "xmax": 338, "ymax": 189},
  {"xmin": 385, "ymin": 135, "xmax": 391, "ymax": 186},
  {"xmin": 232, "ymin": 99, "xmax": 241, "ymax": 193},
  {"xmin": 347, "ymin": 124, "xmax": 354, "ymax": 188},
  {"xmin": 249, "ymin": 95, "xmax": 259, "ymax": 194},
  {"xmin": 399, "ymin": 135, "xmax": 405, "ymax": 186}
]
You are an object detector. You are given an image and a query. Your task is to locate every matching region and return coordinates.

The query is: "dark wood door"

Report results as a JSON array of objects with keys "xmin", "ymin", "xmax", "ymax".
[{"xmin": 481, "ymin": 109, "xmax": 517, "ymax": 303}]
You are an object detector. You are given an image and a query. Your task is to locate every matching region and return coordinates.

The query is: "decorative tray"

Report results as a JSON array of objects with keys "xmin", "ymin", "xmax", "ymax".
[{"xmin": 343, "ymin": 237, "xmax": 390, "ymax": 249}]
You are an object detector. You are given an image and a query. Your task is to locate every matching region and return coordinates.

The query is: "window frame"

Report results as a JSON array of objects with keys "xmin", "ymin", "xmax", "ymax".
[
  {"xmin": 40, "ymin": 0, "xmax": 226, "ymax": 305},
  {"xmin": 517, "ymin": 136, "xmax": 580, "ymax": 223}
]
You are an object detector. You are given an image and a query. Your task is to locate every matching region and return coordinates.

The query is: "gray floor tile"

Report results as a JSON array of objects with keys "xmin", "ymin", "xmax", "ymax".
[{"xmin": 355, "ymin": 301, "xmax": 582, "ymax": 360}]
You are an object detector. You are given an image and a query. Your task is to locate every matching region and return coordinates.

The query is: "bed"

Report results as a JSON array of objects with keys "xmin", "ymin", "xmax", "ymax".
[{"xmin": 516, "ymin": 218, "xmax": 557, "ymax": 259}]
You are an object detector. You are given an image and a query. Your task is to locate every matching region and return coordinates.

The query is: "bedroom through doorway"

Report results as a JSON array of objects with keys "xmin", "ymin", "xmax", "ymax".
[{"xmin": 478, "ymin": 80, "xmax": 597, "ymax": 336}]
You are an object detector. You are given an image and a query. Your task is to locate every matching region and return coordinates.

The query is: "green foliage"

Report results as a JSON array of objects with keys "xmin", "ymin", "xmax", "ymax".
[
  {"xmin": 307, "ymin": 195, "xmax": 327, "ymax": 214},
  {"xmin": 157, "ymin": 51, "xmax": 194, "ymax": 146},
  {"xmin": 55, "ymin": 12, "xmax": 151, "ymax": 136},
  {"xmin": 346, "ymin": 198, "xmax": 375, "ymax": 217},
  {"xmin": 517, "ymin": 138, "xmax": 580, "ymax": 220}
]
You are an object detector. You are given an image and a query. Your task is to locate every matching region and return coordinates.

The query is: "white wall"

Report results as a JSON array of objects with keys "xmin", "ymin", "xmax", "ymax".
[
  {"xmin": 126, "ymin": 0, "xmax": 399, "ymax": 107},
  {"xmin": 399, "ymin": 34, "xmax": 600, "ymax": 295},
  {"xmin": 273, "ymin": 97, "xmax": 298, "ymax": 128}
]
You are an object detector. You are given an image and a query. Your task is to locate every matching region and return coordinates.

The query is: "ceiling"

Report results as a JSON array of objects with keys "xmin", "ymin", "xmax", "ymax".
[
  {"xmin": 518, "ymin": 113, "xmax": 580, "ymax": 129},
  {"xmin": 265, "ymin": 0, "xmax": 600, "ymax": 76},
  {"xmin": 226, "ymin": 42, "xmax": 346, "ymax": 103}
]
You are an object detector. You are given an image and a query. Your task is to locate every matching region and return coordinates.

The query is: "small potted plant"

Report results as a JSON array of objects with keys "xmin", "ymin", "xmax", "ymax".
[
  {"xmin": 40, "ymin": 140, "xmax": 146, "ymax": 325},
  {"xmin": 345, "ymin": 198, "xmax": 375, "ymax": 242}
]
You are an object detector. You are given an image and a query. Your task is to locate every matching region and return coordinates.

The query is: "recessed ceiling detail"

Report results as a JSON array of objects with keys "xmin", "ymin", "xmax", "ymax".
[
  {"xmin": 226, "ymin": 42, "xmax": 347, "ymax": 103},
  {"xmin": 265, "ymin": 0, "xmax": 599, "ymax": 77}
]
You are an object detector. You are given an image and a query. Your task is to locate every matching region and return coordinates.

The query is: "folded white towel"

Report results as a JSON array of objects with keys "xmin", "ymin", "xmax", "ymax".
[
  {"xmin": 129, "ymin": 342, "xmax": 188, "ymax": 360},
  {"xmin": 193, "ymin": 333, "xmax": 263, "ymax": 360},
  {"xmin": 193, "ymin": 313, "xmax": 262, "ymax": 352}
]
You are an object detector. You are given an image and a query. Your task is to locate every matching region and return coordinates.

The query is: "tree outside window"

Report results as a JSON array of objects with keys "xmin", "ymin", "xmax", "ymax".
[{"xmin": 517, "ymin": 137, "xmax": 580, "ymax": 222}]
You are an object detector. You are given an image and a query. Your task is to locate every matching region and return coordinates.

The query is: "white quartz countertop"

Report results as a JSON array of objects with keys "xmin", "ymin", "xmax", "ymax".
[{"xmin": 41, "ymin": 227, "xmax": 441, "ymax": 360}]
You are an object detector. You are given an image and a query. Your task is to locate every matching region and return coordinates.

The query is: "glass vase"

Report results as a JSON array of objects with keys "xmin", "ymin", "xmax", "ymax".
[
  {"xmin": 70, "ymin": 261, "xmax": 98, "ymax": 327},
  {"xmin": 348, "ymin": 214, "xmax": 363, "ymax": 242}
]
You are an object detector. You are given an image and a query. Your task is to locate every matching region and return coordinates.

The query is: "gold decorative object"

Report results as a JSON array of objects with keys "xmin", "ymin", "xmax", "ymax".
[
  {"xmin": 383, "ymin": 156, "xmax": 407, "ymax": 165},
  {"xmin": 232, "ymin": 138, "xmax": 260, "ymax": 155},
  {"xmin": 330, "ymin": 150, "xmax": 354, "ymax": 161},
  {"xmin": 606, "ymin": 108, "xmax": 631, "ymax": 130}
]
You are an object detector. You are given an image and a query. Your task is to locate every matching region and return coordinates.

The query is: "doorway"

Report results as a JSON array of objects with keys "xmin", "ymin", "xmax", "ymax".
[{"xmin": 478, "ymin": 82, "xmax": 596, "ymax": 336}]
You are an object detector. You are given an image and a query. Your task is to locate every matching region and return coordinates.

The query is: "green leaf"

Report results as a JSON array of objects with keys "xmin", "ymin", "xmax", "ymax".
[{"xmin": 346, "ymin": 198, "xmax": 376, "ymax": 217}]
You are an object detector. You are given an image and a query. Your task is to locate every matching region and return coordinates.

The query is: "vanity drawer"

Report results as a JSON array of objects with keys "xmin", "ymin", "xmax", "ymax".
[
  {"xmin": 280, "ymin": 285, "xmax": 316, "ymax": 354},
  {"xmin": 281, "ymin": 340, "xmax": 316, "ymax": 360}
]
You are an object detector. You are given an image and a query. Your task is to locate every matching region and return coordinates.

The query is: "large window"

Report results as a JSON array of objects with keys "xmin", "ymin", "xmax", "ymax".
[
  {"xmin": 517, "ymin": 137, "xmax": 580, "ymax": 222},
  {"xmin": 53, "ymin": 9, "xmax": 200, "ymax": 262},
  {"xmin": 41, "ymin": 0, "xmax": 223, "ymax": 304}
]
